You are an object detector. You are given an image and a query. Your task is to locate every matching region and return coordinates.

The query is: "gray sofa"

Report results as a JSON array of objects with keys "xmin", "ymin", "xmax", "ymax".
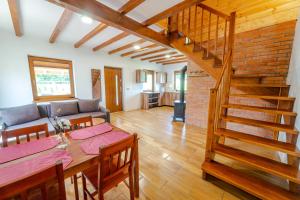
[{"xmin": 0, "ymin": 99, "xmax": 110, "ymax": 137}]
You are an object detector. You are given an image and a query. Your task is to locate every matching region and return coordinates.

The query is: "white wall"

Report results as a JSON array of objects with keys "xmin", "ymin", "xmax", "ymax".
[
  {"xmin": 162, "ymin": 63, "xmax": 186, "ymax": 91},
  {"xmin": 0, "ymin": 31, "xmax": 162, "ymax": 111},
  {"xmin": 285, "ymin": 14, "xmax": 300, "ymax": 157}
]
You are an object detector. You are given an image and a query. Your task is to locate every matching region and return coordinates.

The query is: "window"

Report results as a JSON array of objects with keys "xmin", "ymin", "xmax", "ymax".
[
  {"xmin": 174, "ymin": 71, "xmax": 187, "ymax": 91},
  {"xmin": 28, "ymin": 56, "xmax": 75, "ymax": 101},
  {"xmin": 143, "ymin": 70, "xmax": 154, "ymax": 91}
]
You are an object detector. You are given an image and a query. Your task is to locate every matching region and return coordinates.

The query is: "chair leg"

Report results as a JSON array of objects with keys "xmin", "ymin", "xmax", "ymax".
[
  {"xmin": 129, "ymin": 168, "xmax": 135, "ymax": 200},
  {"xmin": 99, "ymin": 190, "xmax": 104, "ymax": 200},
  {"xmin": 82, "ymin": 174, "xmax": 88, "ymax": 200},
  {"xmin": 73, "ymin": 174, "xmax": 79, "ymax": 200}
]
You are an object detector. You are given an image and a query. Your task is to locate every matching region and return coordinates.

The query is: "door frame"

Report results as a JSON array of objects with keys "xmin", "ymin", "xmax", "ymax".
[{"xmin": 104, "ymin": 66, "xmax": 124, "ymax": 112}]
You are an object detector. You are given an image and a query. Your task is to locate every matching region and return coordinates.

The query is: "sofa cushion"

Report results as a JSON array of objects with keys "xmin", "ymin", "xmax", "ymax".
[
  {"xmin": 0, "ymin": 104, "xmax": 41, "ymax": 127},
  {"xmin": 5, "ymin": 118, "xmax": 56, "ymax": 135},
  {"xmin": 50, "ymin": 101, "xmax": 79, "ymax": 117},
  {"xmin": 78, "ymin": 99, "xmax": 100, "ymax": 113},
  {"xmin": 49, "ymin": 112, "xmax": 106, "ymax": 125},
  {"xmin": 37, "ymin": 104, "xmax": 51, "ymax": 118}
]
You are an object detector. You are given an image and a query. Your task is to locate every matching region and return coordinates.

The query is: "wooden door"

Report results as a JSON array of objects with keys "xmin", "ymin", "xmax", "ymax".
[{"xmin": 104, "ymin": 67, "xmax": 123, "ymax": 112}]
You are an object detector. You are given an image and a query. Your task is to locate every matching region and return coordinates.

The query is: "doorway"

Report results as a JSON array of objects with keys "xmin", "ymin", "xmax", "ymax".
[{"xmin": 104, "ymin": 67, "xmax": 123, "ymax": 112}]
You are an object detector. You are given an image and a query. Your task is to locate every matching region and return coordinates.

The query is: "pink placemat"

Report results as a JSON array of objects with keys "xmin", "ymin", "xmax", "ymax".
[
  {"xmin": 0, "ymin": 137, "xmax": 60, "ymax": 164},
  {"xmin": 0, "ymin": 150, "xmax": 72, "ymax": 186},
  {"xmin": 80, "ymin": 131, "xmax": 130, "ymax": 155},
  {"xmin": 70, "ymin": 123, "xmax": 113, "ymax": 140}
]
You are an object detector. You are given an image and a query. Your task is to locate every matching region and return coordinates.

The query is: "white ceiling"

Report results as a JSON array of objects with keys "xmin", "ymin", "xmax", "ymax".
[{"xmin": 0, "ymin": 0, "xmax": 185, "ymax": 59}]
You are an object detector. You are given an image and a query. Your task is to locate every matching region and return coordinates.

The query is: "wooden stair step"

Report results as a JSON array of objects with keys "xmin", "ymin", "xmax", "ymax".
[
  {"xmin": 222, "ymin": 115, "xmax": 298, "ymax": 134},
  {"xmin": 230, "ymin": 94, "xmax": 295, "ymax": 101},
  {"xmin": 232, "ymin": 74, "xmax": 285, "ymax": 78},
  {"xmin": 223, "ymin": 104, "xmax": 297, "ymax": 116},
  {"xmin": 215, "ymin": 128, "xmax": 300, "ymax": 157},
  {"xmin": 214, "ymin": 144, "xmax": 300, "ymax": 184},
  {"xmin": 231, "ymin": 83, "xmax": 289, "ymax": 88},
  {"xmin": 202, "ymin": 161, "xmax": 300, "ymax": 200}
]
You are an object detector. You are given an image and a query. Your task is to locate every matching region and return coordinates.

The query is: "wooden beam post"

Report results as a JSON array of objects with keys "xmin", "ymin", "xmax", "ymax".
[
  {"xmin": 7, "ymin": 0, "xmax": 22, "ymax": 37},
  {"xmin": 49, "ymin": 9, "xmax": 73, "ymax": 43}
]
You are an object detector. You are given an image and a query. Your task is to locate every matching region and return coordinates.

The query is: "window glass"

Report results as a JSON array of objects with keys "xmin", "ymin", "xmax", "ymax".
[
  {"xmin": 174, "ymin": 71, "xmax": 187, "ymax": 91},
  {"xmin": 143, "ymin": 71, "xmax": 153, "ymax": 91}
]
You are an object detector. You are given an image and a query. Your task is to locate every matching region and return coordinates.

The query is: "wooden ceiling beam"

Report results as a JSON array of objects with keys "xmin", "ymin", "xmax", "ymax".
[
  {"xmin": 74, "ymin": 23, "xmax": 108, "ymax": 48},
  {"xmin": 49, "ymin": 0, "xmax": 171, "ymax": 48},
  {"xmin": 108, "ymin": 39, "xmax": 146, "ymax": 55},
  {"xmin": 49, "ymin": 9, "xmax": 73, "ymax": 43},
  {"xmin": 121, "ymin": 44, "xmax": 159, "ymax": 57},
  {"xmin": 149, "ymin": 55, "xmax": 185, "ymax": 62},
  {"xmin": 7, "ymin": 0, "xmax": 22, "ymax": 37},
  {"xmin": 142, "ymin": 0, "xmax": 203, "ymax": 26},
  {"xmin": 162, "ymin": 60, "xmax": 188, "ymax": 65},
  {"xmin": 158, "ymin": 58, "xmax": 188, "ymax": 64},
  {"xmin": 93, "ymin": 32, "xmax": 129, "ymax": 51},
  {"xmin": 118, "ymin": 0, "xmax": 145, "ymax": 14},
  {"xmin": 131, "ymin": 48, "xmax": 169, "ymax": 59},
  {"xmin": 141, "ymin": 51, "xmax": 177, "ymax": 60}
]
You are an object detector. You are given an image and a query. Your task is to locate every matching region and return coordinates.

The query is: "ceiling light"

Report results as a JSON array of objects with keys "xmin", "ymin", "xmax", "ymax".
[
  {"xmin": 81, "ymin": 16, "xmax": 93, "ymax": 24},
  {"xmin": 165, "ymin": 54, "xmax": 171, "ymax": 58},
  {"xmin": 134, "ymin": 45, "xmax": 141, "ymax": 50}
]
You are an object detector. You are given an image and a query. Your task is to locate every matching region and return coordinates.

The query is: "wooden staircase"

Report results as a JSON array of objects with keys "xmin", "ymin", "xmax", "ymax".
[
  {"xmin": 202, "ymin": 73, "xmax": 300, "ymax": 199},
  {"xmin": 166, "ymin": 2, "xmax": 300, "ymax": 200}
]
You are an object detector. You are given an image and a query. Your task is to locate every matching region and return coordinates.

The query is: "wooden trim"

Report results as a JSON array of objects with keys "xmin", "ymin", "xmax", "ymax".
[
  {"xmin": 49, "ymin": 9, "xmax": 73, "ymax": 43},
  {"xmin": 48, "ymin": 0, "xmax": 171, "ymax": 48},
  {"xmin": 131, "ymin": 48, "xmax": 169, "ymax": 59},
  {"xmin": 121, "ymin": 44, "xmax": 159, "ymax": 57},
  {"xmin": 159, "ymin": 58, "xmax": 188, "ymax": 64},
  {"xmin": 152, "ymin": 55, "xmax": 185, "ymax": 63},
  {"xmin": 108, "ymin": 39, "xmax": 146, "ymax": 55},
  {"xmin": 74, "ymin": 23, "xmax": 108, "ymax": 48},
  {"xmin": 28, "ymin": 55, "xmax": 75, "ymax": 101},
  {"xmin": 7, "ymin": 0, "xmax": 22, "ymax": 37},
  {"xmin": 142, "ymin": 0, "xmax": 203, "ymax": 26},
  {"xmin": 93, "ymin": 32, "xmax": 129, "ymax": 51},
  {"xmin": 118, "ymin": 0, "xmax": 145, "ymax": 14}
]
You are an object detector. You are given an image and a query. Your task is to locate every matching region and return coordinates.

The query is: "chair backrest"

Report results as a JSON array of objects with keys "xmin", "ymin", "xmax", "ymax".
[
  {"xmin": 0, "ymin": 161, "xmax": 66, "ymax": 200},
  {"xmin": 2, "ymin": 123, "xmax": 49, "ymax": 147},
  {"xmin": 98, "ymin": 133, "xmax": 137, "ymax": 189},
  {"xmin": 69, "ymin": 116, "xmax": 93, "ymax": 130}
]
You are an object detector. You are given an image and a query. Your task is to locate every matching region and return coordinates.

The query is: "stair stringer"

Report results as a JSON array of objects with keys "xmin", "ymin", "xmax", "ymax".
[{"xmin": 170, "ymin": 36, "xmax": 221, "ymax": 80}]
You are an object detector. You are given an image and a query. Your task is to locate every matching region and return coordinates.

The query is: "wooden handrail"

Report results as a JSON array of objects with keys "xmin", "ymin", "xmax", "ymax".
[
  {"xmin": 198, "ymin": 3, "xmax": 230, "ymax": 20},
  {"xmin": 214, "ymin": 50, "xmax": 232, "ymax": 89}
]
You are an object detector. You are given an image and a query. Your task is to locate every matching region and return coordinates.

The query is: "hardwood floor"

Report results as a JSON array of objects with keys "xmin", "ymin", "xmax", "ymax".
[{"xmin": 66, "ymin": 106, "xmax": 284, "ymax": 200}]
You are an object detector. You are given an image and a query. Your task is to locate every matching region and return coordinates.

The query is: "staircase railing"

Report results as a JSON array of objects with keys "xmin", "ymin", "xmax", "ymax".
[
  {"xmin": 167, "ymin": 3, "xmax": 236, "ymax": 161},
  {"xmin": 168, "ymin": 3, "xmax": 235, "ymax": 65}
]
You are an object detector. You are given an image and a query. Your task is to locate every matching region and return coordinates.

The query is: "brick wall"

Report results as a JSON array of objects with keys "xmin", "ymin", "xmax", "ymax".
[{"xmin": 186, "ymin": 21, "xmax": 296, "ymax": 132}]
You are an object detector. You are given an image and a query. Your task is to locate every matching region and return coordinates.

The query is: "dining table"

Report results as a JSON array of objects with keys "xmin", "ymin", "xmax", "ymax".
[{"xmin": 0, "ymin": 124, "xmax": 140, "ymax": 200}]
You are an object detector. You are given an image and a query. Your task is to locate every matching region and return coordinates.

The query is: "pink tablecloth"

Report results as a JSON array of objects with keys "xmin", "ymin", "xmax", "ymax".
[
  {"xmin": 70, "ymin": 123, "xmax": 113, "ymax": 140},
  {"xmin": 0, "ymin": 150, "xmax": 72, "ymax": 186},
  {"xmin": 0, "ymin": 137, "xmax": 60, "ymax": 164},
  {"xmin": 80, "ymin": 131, "xmax": 130, "ymax": 155}
]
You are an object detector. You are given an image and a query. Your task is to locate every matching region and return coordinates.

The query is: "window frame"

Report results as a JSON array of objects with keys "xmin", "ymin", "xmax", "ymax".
[{"xmin": 28, "ymin": 55, "xmax": 75, "ymax": 102}]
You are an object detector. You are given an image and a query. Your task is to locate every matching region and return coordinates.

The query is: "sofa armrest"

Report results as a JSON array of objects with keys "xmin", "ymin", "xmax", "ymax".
[{"xmin": 99, "ymin": 106, "xmax": 110, "ymax": 123}]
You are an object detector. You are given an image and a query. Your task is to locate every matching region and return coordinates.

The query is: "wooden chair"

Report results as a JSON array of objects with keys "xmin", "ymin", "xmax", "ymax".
[
  {"xmin": 0, "ymin": 161, "xmax": 66, "ymax": 200},
  {"xmin": 1, "ymin": 123, "xmax": 49, "ymax": 147},
  {"xmin": 82, "ymin": 134, "xmax": 137, "ymax": 200},
  {"xmin": 68, "ymin": 115, "xmax": 94, "ymax": 198},
  {"xmin": 69, "ymin": 115, "xmax": 94, "ymax": 130}
]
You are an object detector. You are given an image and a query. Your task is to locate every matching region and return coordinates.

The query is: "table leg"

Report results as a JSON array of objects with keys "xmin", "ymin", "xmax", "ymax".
[
  {"xmin": 134, "ymin": 139, "xmax": 139, "ymax": 198},
  {"xmin": 73, "ymin": 175, "xmax": 79, "ymax": 200}
]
